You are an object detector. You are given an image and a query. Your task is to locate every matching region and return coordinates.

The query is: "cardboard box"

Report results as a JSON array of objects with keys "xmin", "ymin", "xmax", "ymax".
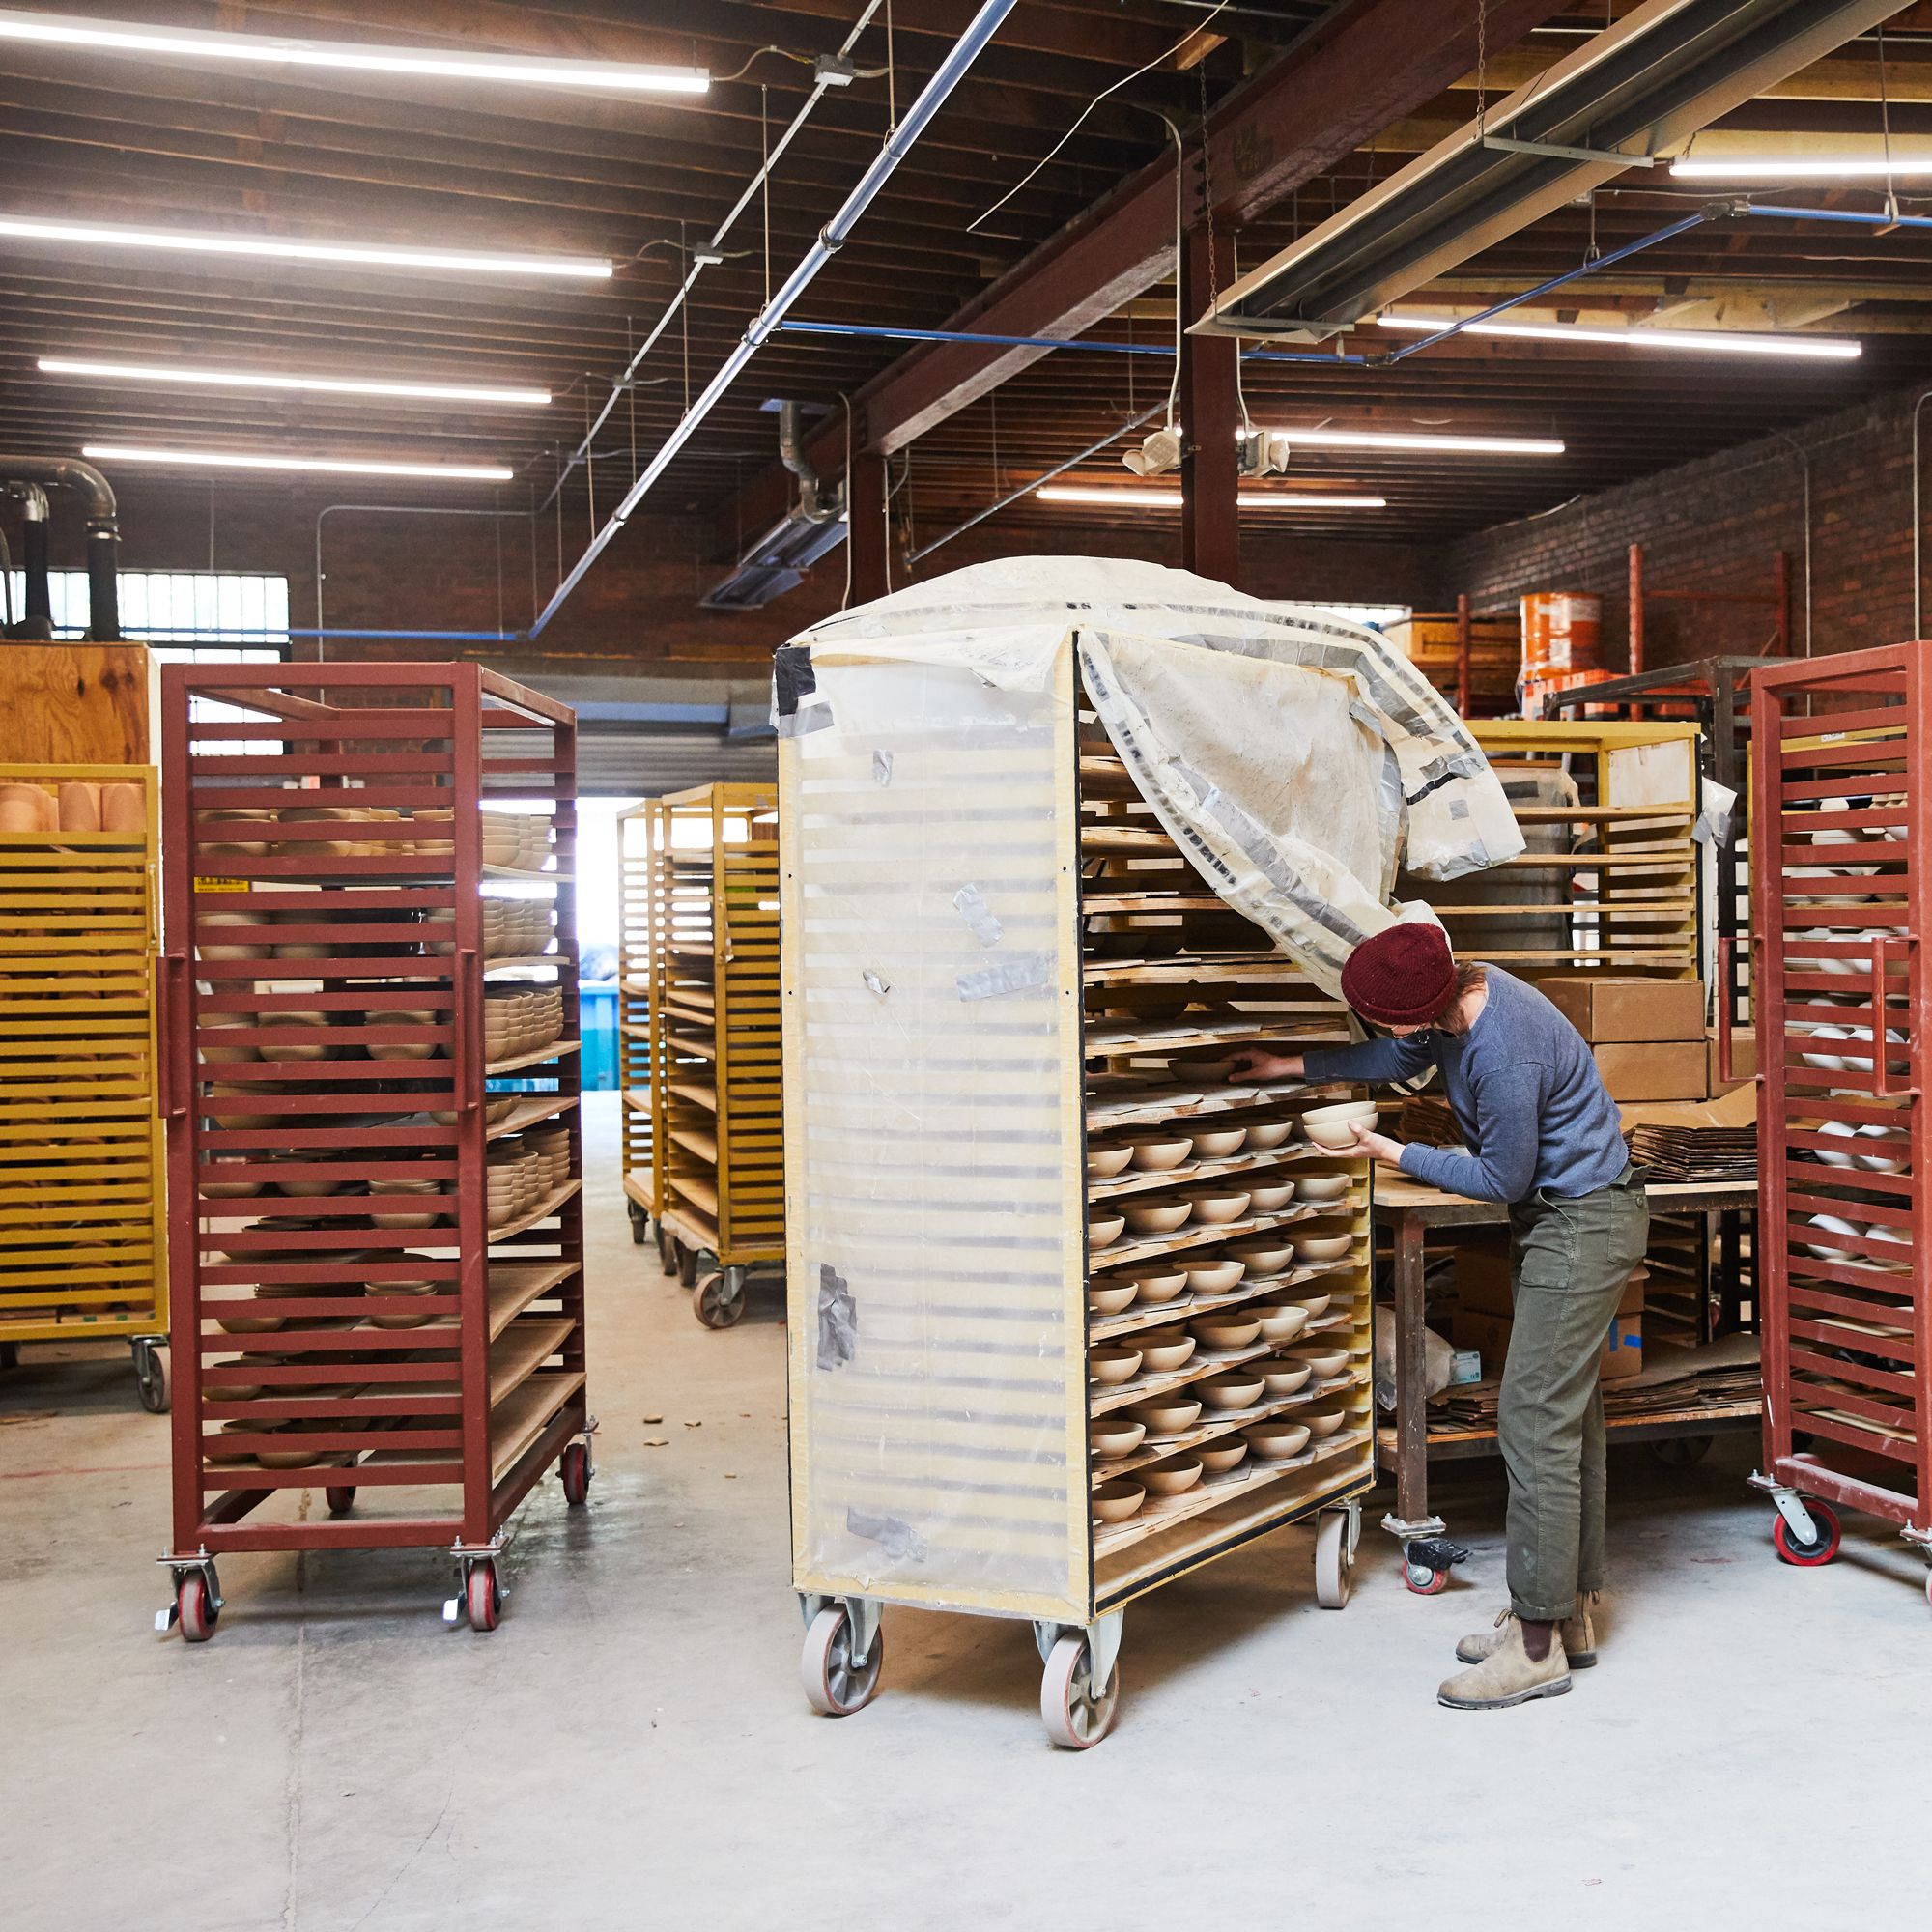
[
  {"xmin": 1707, "ymin": 1027, "xmax": 1758, "ymax": 1095},
  {"xmin": 1450, "ymin": 1305, "xmax": 1643, "ymax": 1380},
  {"xmin": 1455, "ymin": 1243, "xmax": 1646, "ymax": 1321},
  {"xmin": 1540, "ymin": 976, "xmax": 1706, "ymax": 1045},
  {"xmin": 1592, "ymin": 1041, "xmax": 1709, "ymax": 1103}
]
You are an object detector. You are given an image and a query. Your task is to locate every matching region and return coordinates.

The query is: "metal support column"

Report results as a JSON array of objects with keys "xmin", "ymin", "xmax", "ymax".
[
  {"xmin": 1179, "ymin": 229, "xmax": 1239, "ymax": 589},
  {"xmin": 847, "ymin": 449, "xmax": 889, "ymax": 604}
]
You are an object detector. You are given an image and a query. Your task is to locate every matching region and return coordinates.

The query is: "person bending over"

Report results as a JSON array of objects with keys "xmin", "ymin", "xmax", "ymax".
[{"xmin": 1236, "ymin": 922, "xmax": 1647, "ymax": 1711}]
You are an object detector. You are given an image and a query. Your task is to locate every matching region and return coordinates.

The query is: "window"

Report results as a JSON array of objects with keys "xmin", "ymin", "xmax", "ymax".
[{"xmin": 5, "ymin": 568, "xmax": 289, "ymax": 664}]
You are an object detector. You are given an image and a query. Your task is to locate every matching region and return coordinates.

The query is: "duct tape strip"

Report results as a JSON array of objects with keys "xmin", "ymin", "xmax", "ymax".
[
  {"xmin": 847, "ymin": 1506, "xmax": 927, "ymax": 1563},
  {"xmin": 872, "ymin": 749, "xmax": 894, "ymax": 786},
  {"xmin": 1695, "ymin": 776, "xmax": 1738, "ymax": 848},
  {"xmin": 956, "ymin": 951, "xmax": 1050, "ymax": 1000},
  {"xmin": 816, "ymin": 1262, "xmax": 857, "ymax": 1371},
  {"xmin": 772, "ymin": 643, "xmax": 830, "ymax": 736},
  {"xmin": 952, "ymin": 882, "xmax": 1004, "ymax": 947}
]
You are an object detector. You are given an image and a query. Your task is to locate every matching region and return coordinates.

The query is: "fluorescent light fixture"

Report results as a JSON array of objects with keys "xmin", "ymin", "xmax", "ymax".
[
  {"xmin": 0, "ymin": 9, "xmax": 708, "ymax": 93},
  {"xmin": 1037, "ymin": 485, "xmax": 1385, "ymax": 509},
  {"xmin": 1374, "ymin": 312, "xmax": 1861, "ymax": 361},
  {"xmin": 40, "ymin": 355, "xmax": 550, "ymax": 408},
  {"xmin": 1671, "ymin": 156, "xmax": 1932, "ymax": 180},
  {"xmin": 1263, "ymin": 425, "xmax": 1565, "ymax": 456},
  {"xmin": 83, "ymin": 444, "xmax": 514, "ymax": 482},
  {"xmin": 0, "ymin": 215, "xmax": 611, "ymax": 279}
]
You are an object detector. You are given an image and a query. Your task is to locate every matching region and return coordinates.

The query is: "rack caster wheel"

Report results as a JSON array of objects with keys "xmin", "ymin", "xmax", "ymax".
[
  {"xmin": 694, "ymin": 1269, "xmax": 747, "ymax": 1329},
  {"xmin": 1403, "ymin": 1561, "xmax": 1448, "ymax": 1596},
  {"xmin": 1773, "ymin": 1499, "xmax": 1840, "ymax": 1567},
  {"xmin": 466, "ymin": 1561, "xmax": 502, "ymax": 1633},
  {"xmin": 801, "ymin": 1605, "xmax": 884, "ymax": 1717},
  {"xmin": 176, "ymin": 1572, "xmax": 218, "ymax": 1643},
  {"xmin": 658, "ymin": 1230, "xmax": 677, "ymax": 1277},
  {"xmin": 560, "ymin": 1440, "xmax": 591, "ymax": 1506},
  {"xmin": 1650, "ymin": 1435, "xmax": 1713, "ymax": 1468},
  {"xmin": 676, "ymin": 1243, "xmax": 698, "ymax": 1290},
  {"xmin": 1315, "ymin": 1509, "xmax": 1354, "ymax": 1608},
  {"xmin": 325, "ymin": 1485, "xmax": 356, "ymax": 1517},
  {"xmin": 628, "ymin": 1201, "xmax": 651, "ymax": 1245},
  {"xmin": 131, "ymin": 1339, "xmax": 169, "ymax": 1414},
  {"xmin": 1039, "ymin": 1632, "xmax": 1121, "ymax": 1749}
]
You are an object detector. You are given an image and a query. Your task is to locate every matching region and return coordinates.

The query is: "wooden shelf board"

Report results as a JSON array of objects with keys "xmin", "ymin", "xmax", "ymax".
[
  {"xmin": 484, "ymin": 1037, "xmax": 581, "ymax": 1077},
  {"xmin": 670, "ymin": 1127, "xmax": 719, "ymax": 1163},
  {"xmin": 487, "ymin": 1178, "xmax": 581, "ymax": 1242},
  {"xmin": 489, "ymin": 1262, "xmax": 578, "ymax": 1340},
  {"xmin": 488, "ymin": 1094, "xmax": 578, "ymax": 1142},
  {"xmin": 1090, "ymin": 1143, "xmax": 1359, "ymax": 1201},
  {"xmin": 490, "ymin": 1371, "xmax": 584, "ymax": 1484},
  {"xmin": 1092, "ymin": 1268, "xmax": 1362, "ymax": 1344},
  {"xmin": 1094, "ymin": 1206, "xmax": 1363, "ymax": 1274},
  {"xmin": 489, "ymin": 1314, "xmax": 575, "ymax": 1405},
  {"xmin": 1094, "ymin": 1367, "xmax": 1368, "ymax": 1484}
]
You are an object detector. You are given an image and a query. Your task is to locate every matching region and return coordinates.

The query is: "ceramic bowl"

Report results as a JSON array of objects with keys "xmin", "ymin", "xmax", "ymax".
[
  {"xmin": 1189, "ymin": 1126, "xmax": 1247, "ymax": 1160},
  {"xmin": 1127, "ymin": 1396, "xmax": 1203, "ymax": 1435},
  {"xmin": 1228, "ymin": 1240, "xmax": 1295, "ymax": 1274},
  {"xmin": 1137, "ymin": 1332, "xmax": 1197, "ymax": 1375},
  {"xmin": 1090, "ymin": 1419, "xmax": 1147, "ymax": 1460},
  {"xmin": 1259, "ymin": 1356, "xmax": 1315, "ymax": 1396},
  {"xmin": 1126, "ymin": 1267, "xmax": 1188, "ymax": 1304},
  {"xmin": 1090, "ymin": 1346, "xmax": 1144, "ymax": 1386},
  {"xmin": 1285, "ymin": 1291, "xmax": 1332, "ymax": 1320},
  {"xmin": 1243, "ymin": 1121, "xmax": 1294, "ymax": 1150},
  {"xmin": 1198, "ymin": 1373, "xmax": 1265, "ymax": 1411},
  {"xmin": 1295, "ymin": 1234, "xmax": 1354, "ymax": 1264},
  {"xmin": 1123, "ymin": 1200, "xmax": 1191, "ymax": 1237},
  {"xmin": 1142, "ymin": 1458, "xmax": 1204, "ymax": 1496},
  {"xmin": 1093, "ymin": 1480, "xmax": 1147, "ymax": 1523},
  {"xmin": 1182, "ymin": 1188, "xmax": 1252, "ymax": 1226},
  {"xmin": 1088, "ymin": 1280, "xmax": 1139, "ymax": 1318},
  {"xmin": 1245, "ymin": 1180, "xmax": 1296, "ymax": 1213},
  {"xmin": 1169, "ymin": 1057, "xmax": 1234, "ymax": 1086},
  {"xmin": 1088, "ymin": 1144, "xmax": 1135, "ymax": 1179},
  {"xmin": 1244, "ymin": 1421, "xmax": 1313, "ymax": 1459},
  {"xmin": 1190, "ymin": 1312, "xmax": 1262, "ymax": 1351},
  {"xmin": 1300, "ymin": 1100, "xmax": 1379, "ymax": 1150},
  {"xmin": 1183, "ymin": 1259, "xmax": 1246, "ymax": 1294},
  {"xmin": 1295, "ymin": 1174, "xmax": 1350, "ymax": 1205},
  {"xmin": 1301, "ymin": 1406, "xmax": 1349, "ymax": 1438},
  {"xmin": 1128, "ymin": 1137, "xmax": 1193, "ymax": 1173},
  {"xmin": 1088, "ymin": 1215, "xmax": 1127, "ymax": 1249},
  {"xmin": 1254, "ymin": 1303, "xmax": 1312, "ymax": 1346},
  {"xmin": 1287, "ymin": 1344, "xmax": 1350, "ymax": 1378},
  {"xmin": 1197, "ymin": 1438, "xmax": 1250, "ymax": 1474}
]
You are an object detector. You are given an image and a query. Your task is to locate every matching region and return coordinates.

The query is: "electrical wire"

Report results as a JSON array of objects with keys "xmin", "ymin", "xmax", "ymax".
[
  {"xmin": 714, "ymin": 44, "xmax": 815, "ymax": 83},
  {"xmin": 968, "ymin": 0, "xmax": 1231, "ymax": 234}
]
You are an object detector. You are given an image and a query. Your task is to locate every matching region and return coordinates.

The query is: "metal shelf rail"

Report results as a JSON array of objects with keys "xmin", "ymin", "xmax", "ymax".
[
  {"xmin": 780, "ymin": 643, "xmax": 1373, "ymax": 1747},
  {"xmin": 0, "ymin": 763, "xmax": 168, "ymax": 1409},
  {"xmin": 616, "ymin": 799, "xmax": 657, "ymax": 1252},
  {"xmin": 156, "ymin": 663, "xmax": 591, "ymax": 1641},
  {"xmin": 647, "ymin": 783, "xmax": 782, "ymax": 1329},
  {"xmin": 1747, "ymin": 643, "xmax": 1931, "ymax": 1599}
]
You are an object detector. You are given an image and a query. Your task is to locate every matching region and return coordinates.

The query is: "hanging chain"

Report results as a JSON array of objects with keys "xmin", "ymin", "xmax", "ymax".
[
  {"xmin": 886, "ymin": 0, "xmax": 897, "ymax": 132},
  {"xmin": 1475, "ymin": 0, "xmax": 1489, "ymax": 143},
  {"xmin": 1878, "ymin": 20, "xmax": 1898, "ymax": 223},
  {"xmin": 760, "ymin": 84, "xmax": 772, "ymax": 305},
  {"xmin": 1198, "ymin": 63, "xmax": 1221, "ymax": 318},
  {"xmin": 1585, "ymin": 189, "xmax": 1599, "ymax": 266},
  {"xmin": 679, "ymin": 220, "xmax": 691, "ymax": 415}
]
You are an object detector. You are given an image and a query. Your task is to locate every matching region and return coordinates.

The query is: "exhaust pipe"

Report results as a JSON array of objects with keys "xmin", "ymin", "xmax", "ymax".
[{"xmin": 1, "ymin": 456, "xmax": 121, "ymax": 640}]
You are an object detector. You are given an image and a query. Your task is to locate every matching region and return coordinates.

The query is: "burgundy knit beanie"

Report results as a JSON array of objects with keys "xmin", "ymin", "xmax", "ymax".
[{"xmin": 1340, "ymin": 923, "xmax": 1458, "ymax": 1027}]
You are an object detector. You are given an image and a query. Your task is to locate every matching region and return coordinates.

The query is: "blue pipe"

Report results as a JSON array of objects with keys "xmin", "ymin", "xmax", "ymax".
[
  {"xmin": 51, "ymin": 624, "xmax": 525, "ymax": 641},
  {"xmin": 1747, "ymin": 201, "xmax": 1932, "ymax": 233},
  {"xmin": 780, "ymin": 319, "xmax": 1178, "ymax": 355}
]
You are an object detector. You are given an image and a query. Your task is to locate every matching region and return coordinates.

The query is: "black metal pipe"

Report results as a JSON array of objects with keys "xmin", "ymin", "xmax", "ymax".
[
  {"xmin": 21, "ymin": 508, "xmax": 52, "ymax": 630},
  {"xmin": 0, "ymin": 456, "xmax": 121, "ymax": 639}
]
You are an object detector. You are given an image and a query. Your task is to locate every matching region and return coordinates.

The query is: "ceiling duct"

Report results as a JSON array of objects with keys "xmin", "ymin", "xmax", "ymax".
[
  {"xmin": 701, "ymin": 401, "xmax": 848, "ymax": 611},
  {"xmin": 1195, "ymin": 0, "xmax": 1904, "ymax": 344}
]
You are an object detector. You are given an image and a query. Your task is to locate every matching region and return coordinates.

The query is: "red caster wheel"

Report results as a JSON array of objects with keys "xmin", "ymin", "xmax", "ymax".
[
  {"xmin": 1040, "ymin": 1632, "xmax": 1122, "ymax": 1749},
  {"xmin": 326, "ymin": 1486, "xmax": 356, "ymax": 1517},
  {"xmin": 177, "ymin": 1572, "xmax": 218, "ymax": 1643},
  {"xmin": 559, "ymin": 1441, "xmax": 590, "ymax": 1506},
  {"xmin": 1773, "ymin": 1499, "xmax": 1841, "ymax": 1566},
  {"xmin": 1404, "ymin": 1561, "xmax": 1449, "ymax": 1596},
  {"xmin": 801, "ymin": 1605, "xmax": 884, "ymax": 1717},
  {"xmin": 466, "ymin": 1562, "xmax": 501, "ymax": 1632}
]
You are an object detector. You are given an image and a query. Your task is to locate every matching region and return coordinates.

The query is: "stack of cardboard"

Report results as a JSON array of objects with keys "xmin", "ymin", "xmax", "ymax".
[
  {"xmin": 1449, "ymin": 1242, "xmax": 1645, "ymax": 1381},
  {"xmin": 1620, "ymin": 1082, "xmax": 1758, "ymax": 1183},
  {"xmin": 1538, "ymin": 976, "xmax": 1708, "ymax": 1103}
]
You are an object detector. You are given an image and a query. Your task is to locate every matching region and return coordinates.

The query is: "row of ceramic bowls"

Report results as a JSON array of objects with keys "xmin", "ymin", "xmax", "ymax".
[
  {"xmin": 1091, "ymin": 1306, "xmax": 1344, "ymax": 1388},
  {"xmin": 0, "ymin": 780, "xmax": 144, "ymax": 835},
  {"xmin": 1089, "ymin": 1229, "xmax": 1352, "ymax": 1315},
  {"xmin": 424, "ymin": 898, "xmax": 554, "ymax": 960},
  {"xmin": 1091, "ymin": 1191, "xmax": 1352, "ymax": 1254},
  {"xmin": 485, "ymin": 987, "xmax": 565, "ymax": 1062},
  {"xmin": 481, "ymin": 811, "xmax": 554, "ymax": 872},
  {"xmin": 1089, "ymin": 1102, "xmax": 1378, "ymax": 1179},
  {"xmin": 1092, "ymin": 1406, "xmax": 1355, "ymax": 1522},
  {"xmin": 1804, "ymin": 1212, "xmax": 1909, "ymax": 1269}
]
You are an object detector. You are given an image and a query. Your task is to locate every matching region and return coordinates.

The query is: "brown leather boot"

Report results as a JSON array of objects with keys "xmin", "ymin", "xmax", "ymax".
[
  {"xmin": 1438, "ymin": 1615, "xmax": 1572, "ymax": 1710},
  {"xmin": 1456, "ymin": 1595, "xmax": 1599, "ymax": 1668}
]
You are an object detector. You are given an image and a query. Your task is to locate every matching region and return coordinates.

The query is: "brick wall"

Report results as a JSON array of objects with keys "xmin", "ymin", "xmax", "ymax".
[{"xmin": 1439, "ymin": 380, "xmax": 1932, "ymax": 669}]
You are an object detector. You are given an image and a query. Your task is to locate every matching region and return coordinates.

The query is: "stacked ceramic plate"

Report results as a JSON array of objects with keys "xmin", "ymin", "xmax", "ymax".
[
  {"xmin": 486, "ymin": 1140, "xmax": 550, "ymax": 1227},
  {"xmin": 480, "ymin": 810, "xmax": 553, "ymax": 871},
  {"xmin": 525, "ymin": 1122, "xmax": 573, "ymax": 1191},
  {"xmin": 483, "ymin": 986, "xmax": 565, "ymax": 1062}
]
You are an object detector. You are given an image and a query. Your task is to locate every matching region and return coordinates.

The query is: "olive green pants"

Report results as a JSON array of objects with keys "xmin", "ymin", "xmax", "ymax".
[{"xmin": 1500, "ymin": 1165, "xmax": 1651, "ymax": 1623}]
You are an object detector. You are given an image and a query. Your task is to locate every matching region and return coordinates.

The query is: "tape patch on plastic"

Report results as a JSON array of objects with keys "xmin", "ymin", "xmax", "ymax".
[
  {"xmin": 862, "ymin": 968, "xmax": 891, "ymax": 998},
  {"xmin": 847, "ymin": 1507, "xmax": 927, "ymax": 1563},
  {"xmin": 952, "ymin": 883, "xmax": 1005, "ymax": 948},
  {"xmin": 956, "ymin": 952, "xmax": 1051, "ymax": 1000},
  {"xmin": 816, "ymin": 1264, "xmax": 857, "ymax": 1371},
  {"xmin": 872, "ymin": 749, "xmax": 894, "ymax": 787}
]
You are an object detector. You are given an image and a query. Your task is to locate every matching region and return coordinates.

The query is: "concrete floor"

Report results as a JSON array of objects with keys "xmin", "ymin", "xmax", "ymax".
[{"xmin": 3, "ymin": 1092, "xmax": 1926, "ymax": 1930}]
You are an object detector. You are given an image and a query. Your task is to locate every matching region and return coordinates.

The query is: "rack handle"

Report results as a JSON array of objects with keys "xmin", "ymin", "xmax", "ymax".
[
  {"xmin": 1870, "ymin": 936, "xmax": 1916, "ymax": 1100},
  {"xmin": 455, "ymin": 947, "xmax": 479, "ymax": 1115},
  {"xmin": 158, "ymin": 952, "xmax": 189, "ymax": 1120},
  {"xmin": 1715, "ymin": 936, "xmax": 1750, "ymax": 1086}
]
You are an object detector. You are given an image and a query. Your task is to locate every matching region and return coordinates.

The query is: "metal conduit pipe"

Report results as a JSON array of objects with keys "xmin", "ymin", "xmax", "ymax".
[
  {"xmin": 315, "ymin": 502, "xmax": 534, "ymax": 659},
  {"xmin": 2, "ymin": 457, "xmax": 120, "ymax": 639},
  {"xmin": 530, "ymin": 0, "xmax": 1020, "ymax": 639},
  {"xmin": 1912, "ymin": 389, "xmax": 1932, "ymax": 639},
  {"xmin": 534, "ymin": 0, "xmax": 889, "ymax": 519}
]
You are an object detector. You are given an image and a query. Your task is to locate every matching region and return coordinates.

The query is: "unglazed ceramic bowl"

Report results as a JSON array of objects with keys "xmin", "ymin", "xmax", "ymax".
[
  {"xmin": 1287, "ymin": 1344, "xmax": 1350, "ymax": 1378},
  {"xmin": 1285, "ymin": 1292, "xmax": 1332, "ymax": 1320},
  {"xmin": 1294, "ymin": 1174, "xmax": 1350, "ymax": 1205},
  {"xmin": 1197, "ymin": 1438, "xmax": 1251, "ymax": 1475},
  {"xmin": 1123, "ymin": 1200, "xmax": 1191, "ymax": 1237},
  {"xmin": 1259, "ymin": 1356, "xmax": 1315, "ymax": 1396},
  {"xmin": 1227, "ymin": 1240, "xmax": 1295, "ymax": 1274},
  {"xmin": 1090, "ymin": 1419, "xmax": 1147, "ymax": 1460},
  {"xmin": 1137, "ymin": 1331, "xmax": 1197, "ymax": 1375},
  {"xmin": 1090, "ymin": 1346, "xmax": 1144, "ymax": 1386},
  {"xmin": 1300, "ymin": 1100, "xmax": 1379, "ymax": 1150},
  {"xmin": 1244, "ymin": 1421, "xmax": 1312, "ymax": 1459},
  {"xmin": 1243, "ymin": 1121, "xmax": 1294, "ymax": 1151},
  {"xmin": 1295, "ymin": 1234, "xmax": 1353, "ymax": 1264},
  {"xmin": 1245, "ymin": 1180, "xmax": 1296, "ymax": 1213},
  {"xmin": 1126, "ymin": 1267, "xmax": 1188, "ymax": 1304},
  {"xmin": 1253, "ymin": 1303, "xmax": 1312, "ymax": 1346},
  {"xmin": 1089, "ymin": 1144, "xmax": 1135, "ymax": 1179},
  {"xmin": 1093, "ymin": 1480, "xmax": 1147, "ymax": 1523},
  {"xmin": 1190, "ymin": 1313, "xmax": 1262, "ymax": 1351},
  {"xmin": 1142, "ymin": 1458, "xmax": 1205, "ymax": 1496},
  {"xmin": 1301, "ymin": 1406, "xmax": 1349, "ymax": 1438},
  {"xmin": 1088, "ymin": 1280, "xmax": 1139, "ymax": 1318},
  {"xmin": 1189, "ymin": 1127, "xmax": 1247, "ymax": 1160},
  {"xmin": 1128, "ymin": 1137, "xmax": 1193, "ymax": 1173},
  {"xmin": 1127, "ymin": 1396, "xmax": 1203, "ymax": 1435},
  {"xmin": 1088, "ymin": 1214, "xmax": 1127, "ymax": 1249},
  {"xmin": 1198, "ymin": 1373, "xmax": 1265, "ymax": 1411},
  {"xmin": 1183, "ymin": 1259, "xmax": 1246, "ymax": 1294},
  {"xmin": 1182, "ymin": 1188, "xmax": 1252, "ymax": 1226}
]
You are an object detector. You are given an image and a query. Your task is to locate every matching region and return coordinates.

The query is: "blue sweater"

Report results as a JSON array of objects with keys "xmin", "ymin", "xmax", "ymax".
[{"xmin": 1302, "ymin": 967, "xmax": 1630, "ymax": 1204}]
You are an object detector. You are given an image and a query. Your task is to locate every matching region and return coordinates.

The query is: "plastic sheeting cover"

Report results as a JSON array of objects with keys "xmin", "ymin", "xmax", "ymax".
[{"xmin": 784, "ymin": 557, "xmax": 1522, "ymax": 997}]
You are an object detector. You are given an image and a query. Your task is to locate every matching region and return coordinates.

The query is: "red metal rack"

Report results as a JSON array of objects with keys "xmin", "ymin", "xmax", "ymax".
[
  {"xmin": 1747, "ymin": 643, "xmax": 1929, "ymax": 1602},
  {"xmin": 156, "ymin": 663, "xmax": 590, "ymax": 1640}
]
